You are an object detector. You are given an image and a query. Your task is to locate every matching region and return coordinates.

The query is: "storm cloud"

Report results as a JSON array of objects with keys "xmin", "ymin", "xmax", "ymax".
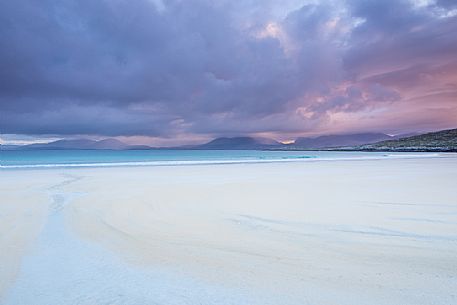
[{"xmin": 1, "ymin": 0, "xmax": 456, "ymax": 143}]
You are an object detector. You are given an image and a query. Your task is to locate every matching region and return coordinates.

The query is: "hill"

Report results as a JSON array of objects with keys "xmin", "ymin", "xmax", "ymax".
[
  {"xmin": 293, "ymin": 133, "xmax": 393, "ymax": 149},
  {"xmin": 354, "ymin": 128, "xmax": 457, "ymax": 152},
  {"xmin": 13, "ymin": 139, "xmax": 151, "ymax": 150},
  {"xmin": 193, "ymin": 137, "xmax": 282, "ymax": 150}
]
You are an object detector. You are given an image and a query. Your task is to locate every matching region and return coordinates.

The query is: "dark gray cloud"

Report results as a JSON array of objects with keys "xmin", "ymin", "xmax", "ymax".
[
  {"xmin": 436, "ymin": 0, "xmax": 457, "ymax": 9},
  {"xmin": 1, "ymin": 0, "xmax": 456, "ymax": 141}
]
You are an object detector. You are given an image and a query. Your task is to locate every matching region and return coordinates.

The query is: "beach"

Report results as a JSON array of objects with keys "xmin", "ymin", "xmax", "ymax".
[{"xmin": 1, "ymin": 155, "xmax": 457, "ymax": 305}]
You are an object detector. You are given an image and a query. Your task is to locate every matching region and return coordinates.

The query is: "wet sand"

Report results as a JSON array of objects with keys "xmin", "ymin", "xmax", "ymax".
[{"xmin": 1, "ymin": 156, "xmax": 457, "ymax": 304}]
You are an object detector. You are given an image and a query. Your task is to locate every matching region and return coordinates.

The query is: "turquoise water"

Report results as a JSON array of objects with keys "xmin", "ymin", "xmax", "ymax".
[{"xmin": 0, "ymin": 149, "xmax": 440, "ymax": 168}]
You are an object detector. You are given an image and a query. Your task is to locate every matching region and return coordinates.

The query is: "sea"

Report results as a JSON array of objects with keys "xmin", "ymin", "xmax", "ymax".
[{"xmin": 0, "ymin": 149, "xmax": 442, "ymax": 169}]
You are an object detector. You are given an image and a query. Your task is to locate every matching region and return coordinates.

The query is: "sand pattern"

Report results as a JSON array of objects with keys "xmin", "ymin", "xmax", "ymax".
[{"xmin": 1, "ymin": 156, "xmax": 457, "ymax": 304}]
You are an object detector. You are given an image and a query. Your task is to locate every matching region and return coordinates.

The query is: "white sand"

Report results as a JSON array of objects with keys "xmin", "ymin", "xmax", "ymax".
[
  {"xmin": 1, "ymin": 156, "xmax": 457, "ymax": 304},
  {"xmin": 0, "ymin": 171, "xmax": 60, "ymax": 297}
]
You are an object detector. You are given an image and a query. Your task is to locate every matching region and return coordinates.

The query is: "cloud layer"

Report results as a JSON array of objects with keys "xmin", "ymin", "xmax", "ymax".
[{"xmin": 1, "ymin": 0, "xmax": 456, "ymax": 143}]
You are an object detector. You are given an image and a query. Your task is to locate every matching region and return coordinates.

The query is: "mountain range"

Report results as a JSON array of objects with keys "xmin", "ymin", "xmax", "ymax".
[
  {"xmin": 1, "ymin": 129, "xmax": 455, "ymax": 151},
  {"xmin": 293, "ymin": 133, "xmax": 394, "ymax": 149},
  {"xmin": 188, "ymin": 137, "xmax": 282, "ymax": 150},
  {"xmin": 1, "ymin": 139, "xmax": 150, "ymax": 150}
]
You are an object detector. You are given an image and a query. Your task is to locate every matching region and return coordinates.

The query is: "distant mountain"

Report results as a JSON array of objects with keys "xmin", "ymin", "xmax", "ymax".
[
  {"xmin": 12, "ymin": 138, "xmax": 151, "ymax": 150},
  {"xmin": 23, "ymin": 139, "xmax": 99, "ymax": 150},
  {"xmin": 5, "ymin": 130, "xmax": 450, "ymax": 152},
  {"xmin": 91, "ymin": 139, "xmax": 129, "ymax": 149},
  {"xmin": 354, "ymin": 128, "xmax": 457, "ymax": 152},
  {"xmin": 292, "ymin": 133, "xmax": 393, "ymax": 149},
  {"xmin": 193, "ymin": 137, "xmax": 282, "ymax": 150}
]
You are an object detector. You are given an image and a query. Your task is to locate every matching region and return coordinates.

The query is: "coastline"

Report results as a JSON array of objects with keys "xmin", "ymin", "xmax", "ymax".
[{"xmin": 0, "ymin": 150, "xmax": 453, "ymax": 170}]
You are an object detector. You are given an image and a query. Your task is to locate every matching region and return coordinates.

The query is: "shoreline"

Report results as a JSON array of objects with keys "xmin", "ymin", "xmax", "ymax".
[{"xmin": 1, "ymin": 151, "xmax": 453, "ymax": 170}]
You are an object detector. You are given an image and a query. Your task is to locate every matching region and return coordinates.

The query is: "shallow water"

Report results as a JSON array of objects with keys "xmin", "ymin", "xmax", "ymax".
[{"xmin": 0, "ymin": 149, "xmax": 443, "ymax": 168}]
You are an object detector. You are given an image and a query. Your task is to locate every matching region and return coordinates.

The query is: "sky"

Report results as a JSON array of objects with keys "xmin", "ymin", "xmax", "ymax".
[{"xmin": 1, "ymin": 0, "xmax": 457, "ymax": 145}]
